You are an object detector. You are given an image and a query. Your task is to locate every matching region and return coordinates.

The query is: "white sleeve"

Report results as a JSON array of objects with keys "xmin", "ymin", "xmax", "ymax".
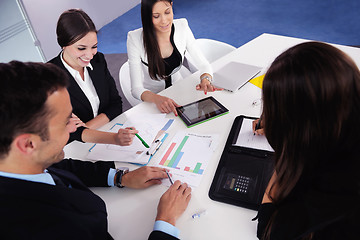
[
  {"xmin": 182, "ymin": 19, "xmax": 213, "ymax": 76},
  {"xmin": 127, "ymin": 31, "xmax": 147, "ymax": 100}
]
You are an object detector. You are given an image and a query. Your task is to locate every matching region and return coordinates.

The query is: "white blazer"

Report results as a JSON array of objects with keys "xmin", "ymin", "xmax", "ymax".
[{"xmin": 127, "ymin": 18, "xmax": 213, "ymax": 100}]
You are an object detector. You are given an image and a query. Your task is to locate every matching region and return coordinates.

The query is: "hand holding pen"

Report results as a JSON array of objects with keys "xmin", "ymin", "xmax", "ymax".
[
  {"xmin": 128, "ymin": 127, "xmax": 150, "ymax": 148},
  {"xmin": 114, "ymin": 127, "xmax": 138, "ymax": 146},
  {"xmin": 253, "ymin": 116, "xmax": 264, "ymax": 135}
]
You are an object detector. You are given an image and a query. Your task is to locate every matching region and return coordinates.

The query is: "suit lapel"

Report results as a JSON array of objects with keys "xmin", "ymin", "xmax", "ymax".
[{"xmin": 52, "ymin": 55, "xmax": 93, "ymax": 113}]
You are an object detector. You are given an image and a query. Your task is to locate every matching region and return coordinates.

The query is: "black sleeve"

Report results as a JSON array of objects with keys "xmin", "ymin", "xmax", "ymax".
[
  {"xmin": 256, "ymin": 203, "xmax": 276, "ymax": 239},
  {"xmin": 148, "ymin": 231, "xmax": 179, "ymax": 240},
  {"xmin": 68, "ymin": 126, "xmax": 87, "ymax": 143},
  {"xmin": 96, "ymin": 52, "xmax": 123, "ymax": 121},
  {"xmin": 50, "ymin": 159, "xmax": 115, "ymax": 187}
]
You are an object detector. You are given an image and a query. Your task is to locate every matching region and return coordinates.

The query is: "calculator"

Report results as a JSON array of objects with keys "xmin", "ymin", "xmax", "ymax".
[{"xmin": 223, "ymin": 173, "xmax": 251, "ymax": 194}]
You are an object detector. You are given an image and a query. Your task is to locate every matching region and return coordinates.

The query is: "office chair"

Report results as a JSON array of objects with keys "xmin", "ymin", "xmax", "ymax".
[
  {"xmin": 118, "ymin": 61, "xmax": 143, "ymax": 107},
  {"xmin": 185, "ymin": 38, "xmax": 236, "ymax": 73}
]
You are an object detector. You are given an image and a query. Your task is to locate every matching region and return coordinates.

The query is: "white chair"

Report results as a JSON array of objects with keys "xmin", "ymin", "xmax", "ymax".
[
  {"xmin": 118, "ymin": 61, "xmax": 142, "ymax": 107},
  {"xmin": 186, "ymin": 38, "xmax": 236, "ymax": 72}
]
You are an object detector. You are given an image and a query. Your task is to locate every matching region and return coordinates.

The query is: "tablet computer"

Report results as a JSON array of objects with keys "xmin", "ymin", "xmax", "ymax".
[{"xmin": 176, "ymin": 96, "xmax": 229, "ymax": 127}]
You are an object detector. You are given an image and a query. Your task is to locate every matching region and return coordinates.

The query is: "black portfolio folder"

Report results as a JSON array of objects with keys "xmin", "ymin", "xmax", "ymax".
[{"xmin": 209, "ymin": 115, "xmax": 274, "ymax": 210}]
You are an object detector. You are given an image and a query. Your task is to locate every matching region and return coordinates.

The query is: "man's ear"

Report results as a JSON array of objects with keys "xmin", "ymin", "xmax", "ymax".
[{"xmin": 13, "ymin": 134, "xmax": 39, "ymax": 155}]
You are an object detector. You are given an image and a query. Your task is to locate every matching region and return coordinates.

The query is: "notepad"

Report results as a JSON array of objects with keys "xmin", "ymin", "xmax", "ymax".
[
  {"xmin": 233, "ymin": 118, "xmax": 274, "ymax": 152},
  {"xmin": 213, "ymin": 62, "xmax": 262, "ymax": 92}
]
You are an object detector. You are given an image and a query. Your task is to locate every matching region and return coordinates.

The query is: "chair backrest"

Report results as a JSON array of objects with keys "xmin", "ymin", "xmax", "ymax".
[
  {"xmin": 185, "ymin": 38, "xmax": 236, "ymax": 72},
  {"xmin": 119, "ymin": 61, "xmax": 142, "ymax": 107},
  {"xmin": 196, "ymin": 38, "xmax": 236, "ymax": 63}
]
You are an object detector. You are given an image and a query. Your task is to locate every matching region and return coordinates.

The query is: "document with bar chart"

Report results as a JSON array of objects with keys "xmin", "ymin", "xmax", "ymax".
[{"xmin": 153, "ymin": 131, "xmax": 219, "ymax": 187}]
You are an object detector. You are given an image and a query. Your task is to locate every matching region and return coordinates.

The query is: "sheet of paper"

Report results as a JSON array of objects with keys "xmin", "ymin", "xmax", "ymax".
[
  {"xmin": 86, "ymin": 114, "xmax": 173, "ymax": 164},
  {"xmin": 107, "ymin": 114, "xmax": 167, "ymax": 152},
  {"xmin": 150, "ymin": 131, "xmax": 219, "ymax": 188},
  {"xmin": 233, "ymin": 118, "xmax": 274, "ymax": 152}
]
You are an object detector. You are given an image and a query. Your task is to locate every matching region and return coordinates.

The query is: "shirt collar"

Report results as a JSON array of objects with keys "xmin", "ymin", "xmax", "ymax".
[
  {"xmin": 60, "ymin": 51, "xmax": 93, "ymax": 77},
  {"xmin": 0, "ymin": 169, "xmax": 55, "ymax": 185}
]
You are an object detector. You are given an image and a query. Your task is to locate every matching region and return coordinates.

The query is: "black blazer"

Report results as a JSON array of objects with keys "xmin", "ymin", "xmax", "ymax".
[
  {"xmin": 0, "ymin": 159, "xmax": 178, "ymax": 240},
  {"xmin": 49, "ymin": 52, "xmax": 123, "ymax": 142}
]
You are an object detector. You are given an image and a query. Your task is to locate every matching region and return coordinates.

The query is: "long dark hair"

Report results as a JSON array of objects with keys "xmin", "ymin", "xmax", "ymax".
[
  {"xmin": 56, "ymin": 9, "xmax": 97, "ymax": 48},
  {"xmin": 141, "ymin": 0, "xmax": 173, "ymax": 80},
  {"xmin": 262, "ymin": 42, "xmax": 360, "ymax": 238}
]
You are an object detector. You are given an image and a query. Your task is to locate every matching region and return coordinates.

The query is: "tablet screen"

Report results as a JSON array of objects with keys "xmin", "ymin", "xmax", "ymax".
[{"xmin": 176, "ymin": 97, "xmax": 229, "ymax": 127}]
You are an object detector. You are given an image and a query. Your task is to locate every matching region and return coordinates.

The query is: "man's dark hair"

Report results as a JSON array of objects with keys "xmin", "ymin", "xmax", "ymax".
[{"xmin": 0, "ymin": 61, "xmax": 68, "ymax": 158}]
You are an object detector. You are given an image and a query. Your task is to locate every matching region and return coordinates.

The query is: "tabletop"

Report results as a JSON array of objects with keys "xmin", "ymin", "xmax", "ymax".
[{"xmin": 64, "ymin": 33, "xmax": 360, "ymax": 240}]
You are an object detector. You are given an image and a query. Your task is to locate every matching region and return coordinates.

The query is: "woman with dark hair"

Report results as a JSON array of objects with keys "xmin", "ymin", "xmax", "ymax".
[
  {"xmin": 253, "ymin": 42, "xmax": 360, "ymax": 239},
  {"xmin": 49, "ymin": 9, "xmax": 137, "ymax": 145},
  {"xmin": 127, "ymin": 0, "xmax": 221, "ymax": 115}
]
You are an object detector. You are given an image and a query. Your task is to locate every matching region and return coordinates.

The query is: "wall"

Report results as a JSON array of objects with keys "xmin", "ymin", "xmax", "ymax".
[
  {"xmin": 0, "ymin": 0, "xmax": 44, "ymax": 62},
  {"xmin": 21, "ymin": 0, "xmax": 140, "ymax": 61}
]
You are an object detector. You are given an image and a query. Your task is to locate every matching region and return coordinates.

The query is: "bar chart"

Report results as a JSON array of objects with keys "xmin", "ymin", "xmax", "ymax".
[{"xmin": 154, "ymin": 131, "xmax": 218, "ymax": 187}]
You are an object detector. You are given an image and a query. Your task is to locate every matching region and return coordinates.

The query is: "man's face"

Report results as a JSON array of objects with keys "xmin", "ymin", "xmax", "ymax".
[{"xmin": 34, "ymin": 88, "xmax": 76, "ymax": 168}]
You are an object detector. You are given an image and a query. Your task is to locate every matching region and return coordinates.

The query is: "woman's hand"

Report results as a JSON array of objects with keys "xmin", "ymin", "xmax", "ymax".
[
  {"xmin": 70, "ymin": 113, "xmax": 87, "ymax": 128},
  {"xmin": 196, "ymin": 74, "xmax": 222, "ymax": 94},
  {"xmin": 252, "ymin": 118, "xmax": 265, "ymax": 135},
  {"xmin": 154, "ymin": 94, "xmax": 180, "ymax": 116},
  {"xmin": 114, "ymin": 127, "xmax": 138, "ymax": 146}
]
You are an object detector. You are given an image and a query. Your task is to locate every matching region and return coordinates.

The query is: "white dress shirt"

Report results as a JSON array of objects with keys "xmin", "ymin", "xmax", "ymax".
[{"xmin": 61, "ymin": 52, "xmax": 100, "ymax": 118}]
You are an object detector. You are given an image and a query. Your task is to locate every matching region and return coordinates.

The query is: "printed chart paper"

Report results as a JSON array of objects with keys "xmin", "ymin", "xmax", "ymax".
[
  {"xmin": 86, "ymin": 114, "xmax": 172, "ymax": 164},
  {"xmin": 152, "ymin": 131, "xmax": 218, "ymax": 187}
]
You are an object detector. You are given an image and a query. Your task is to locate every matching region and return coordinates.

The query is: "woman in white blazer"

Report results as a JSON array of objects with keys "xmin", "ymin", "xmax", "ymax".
[{"xmin": 127, "ymin": 0, "xmax": 221, "ymax": 115}]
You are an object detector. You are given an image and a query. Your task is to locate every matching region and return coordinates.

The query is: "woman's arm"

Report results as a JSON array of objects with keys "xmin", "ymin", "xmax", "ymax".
[
  {"xmin": 141, "ymin": 91, "xmax": 179, "ymax": 116},
  {"xmin": 127, "ymin": 30, "xmax": 180, "ymax": 115},
  {"xmin": 81, "ymin": 127, "xmax": 138, "ymax": 146},
  {"xmin": 181, "ymin": 19, "xmax": 213, "ymax": 75},
  {"xmin": 85, "ymin": 113, "xmax": 110, "ymax": 129},
  {"xmin": 179, "ymin": 19, "xmax": 220, "ymax": 94}
]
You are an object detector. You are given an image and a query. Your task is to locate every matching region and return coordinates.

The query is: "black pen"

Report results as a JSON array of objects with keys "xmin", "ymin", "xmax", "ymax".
[
  {"xmin": 165, "ymin": 170, "xmax": 173, "ymax": 185},
  {"xmin": 254, "ymin": 117, "xmax": 262, "ymax": 135}
]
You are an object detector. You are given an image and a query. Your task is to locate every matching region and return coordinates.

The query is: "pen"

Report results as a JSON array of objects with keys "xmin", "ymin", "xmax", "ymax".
[
  {"xmin": 254, "ymin": 117, "xmax": 262, "ymax": 135},
  {"xmin": 136, "ymin": 133, "xmax": 149, "ymax": 148},
  {"xmin": 130, "ymin": 128, "xmax": 150, "ymax": 148},
  {"xmin": 192, "ymin": 210, "xmax": 207, "ymax": 219},
  {"xmin": 165, "ymin": 170, "xmax": 173, "ymax": 185}
]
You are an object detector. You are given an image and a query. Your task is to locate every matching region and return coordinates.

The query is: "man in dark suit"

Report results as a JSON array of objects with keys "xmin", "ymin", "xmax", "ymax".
[{"xmin": 0, "ymin": 61, "xmax": 191, "ymax": 239}]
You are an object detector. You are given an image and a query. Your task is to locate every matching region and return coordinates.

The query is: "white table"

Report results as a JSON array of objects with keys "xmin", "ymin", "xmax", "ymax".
[{"xmin": 64, "ymin": 33, "xmax": 360, "ymax": 240}]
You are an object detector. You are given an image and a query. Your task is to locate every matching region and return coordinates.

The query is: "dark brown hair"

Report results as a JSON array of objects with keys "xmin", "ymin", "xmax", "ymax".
[
  {"xmin": 261, "ymin": 41, "xmax": 360, "ymax": 239},
  {"xmin": 56, "ymin": 9, "xmax": 97, "ymax": 48},
  {"xmin": 141, "ymin": 0, "xmax": 173, "ymax": 80}
]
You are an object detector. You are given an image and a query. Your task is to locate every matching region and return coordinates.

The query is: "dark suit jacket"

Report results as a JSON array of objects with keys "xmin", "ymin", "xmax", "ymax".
[
  {"xmin": 49, "ymin": 52, "xmax": 123, "ymax": 142},
  {"xmin": 0, "ymin": 159, "xmax": 178, "ymax": 240}
]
